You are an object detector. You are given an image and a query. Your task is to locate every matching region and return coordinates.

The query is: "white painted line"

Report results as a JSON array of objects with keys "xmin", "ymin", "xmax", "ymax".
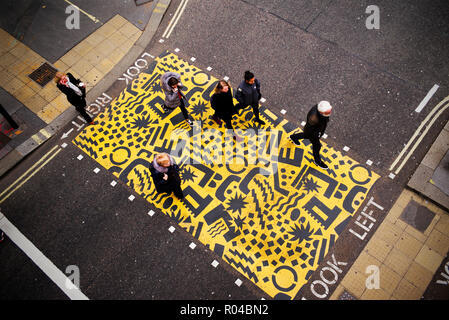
[
  {"xmin": 189, "ymin": 242, "xmax": 196, "ymax": 250},
  {"xmin": 165, "ymin": 0, "xmax": 190, "ymax": 39},
  {"xmin": 206, "ymin": 66, "xmax": 212, "ymax": 71},
  {"xmin": 235, "ymin": 278, "xmax": 243, "ymax": 287},
  {"xmin": 174, "ymin": 48, "xmax": 180, "ymax": 52},
  {"xmin": 0, "ymin": 145, "xmax": 59, "ymax": 201},
  {"xmin": 0, "ymin": 212, "xmax": 89, "ymax": 300},
  {"xmin": 366, "ymin": 160, "xmax": 373, "ymax": 166},
  {"xmin": 77, "ymin": 155, "xmax": 83, "ymax": 160},
  {"xmin": 61, "ymin": 143, "xmax": 68, "ymax": 148},
  {"xmin": 415, "ymin": 84, "xmax": 439, "ymax": 113},
  {"xmin": 128, "ymin": 195, "xmax": 135, "ymax": 201},
  {"xmin": 301, "ymin": 121, "xmax": 306, "ymax": 126},
  {"xmin": 0, "ymin": 148, "xmax": 62, "ymax": 204},
  {"xmin": 190, "ymin": 57, "xmax": 196, "ymax": 62},
  {"xmin": 388, "ymin": 172, "xmax": 396, "ymax": 179},
  {"xmin": 389, "ymin": 95, "xmax": 449, "ymax": 172},
  {"xmin": 93, "ymin": 168, "xmax": 100, "ymax": 174},
  {"xmin": 168, "ymin": 226, "xmax": 175, "ymax": 233},
  {"xmin": 280, "ymin": 109, "xmax": 286, "ymax": 115},
  {"xmin": 260, "ymin": 97, "xmax": 266, "ymax": 103},
  {"xmin": 158, "ymin": 38, "xmax": 164, "ymax": 43},
  {"xmin": 110, "ymin": 181, "xmax": 117, "ymax": 187},
  {"xmin": 211, "ymin": 260, "xmax": 219, "ymax": 268},
  {"xmin": 395, "ymin": 101, "xmax": 449, "ymax": 174},
  {"xmin": 63, "ymin": 0, "xmax": 100, "ymax": 24},
  {"xmin": 162, "ymin": 0, "xmax": 187, "ymax": 38},
  {"xmin": 223, "ymin": 76, "xmax": 229, "ymax": 81},
  {"xmin": 343, "ymin": 146, "xmax": 350, "ymax": 152},
  {"xmin": 148, "ymin": 210, "xmax": 155, "ymax": 217}
]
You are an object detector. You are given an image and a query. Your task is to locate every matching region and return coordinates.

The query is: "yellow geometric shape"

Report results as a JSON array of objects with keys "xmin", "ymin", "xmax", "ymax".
[{"xmin": 73, "ymin": 51, "xmax": 379, "ymax": 299}]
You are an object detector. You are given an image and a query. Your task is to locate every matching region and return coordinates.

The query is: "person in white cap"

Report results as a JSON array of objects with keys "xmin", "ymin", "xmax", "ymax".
[{"xmin": 289, "ymin": 101, "xmax": 332, "ymax": 169}]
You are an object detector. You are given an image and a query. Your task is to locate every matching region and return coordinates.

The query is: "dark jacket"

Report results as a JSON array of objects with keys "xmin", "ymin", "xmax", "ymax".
[
  {"xmin": 210, "ymin": 89, "xmax": 235, "ymax": 120},
  {"xmin": 234, "ymin": 79, "xmax": 261, "ymax": 107},
  {"xmin": 303, "ymin": 104, "xmax": 329, "ymax": 138},
  {"xmin": 57, "ymin": 73, "xmax": 87, "ymax": 108},
  {"xmin": 149, "ymin": 160, "xmax": 181, "ymax": 194}
]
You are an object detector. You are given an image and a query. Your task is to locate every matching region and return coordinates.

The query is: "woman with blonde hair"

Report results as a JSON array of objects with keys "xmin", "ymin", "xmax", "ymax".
[
  {"xmin": 54, "ymin": 72, "xmax": 93, "ymax": 124},
  {"xmin": 149, "ymin": 152, "xmax": 184, "ymax": 200},
  {"xmin": 210, "ymin": 80, "xmax": 242, "ymax": 141}
]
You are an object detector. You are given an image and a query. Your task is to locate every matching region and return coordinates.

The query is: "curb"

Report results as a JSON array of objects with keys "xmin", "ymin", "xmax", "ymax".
[{"xmin": 0, "ymin": 0, "xmax": 171, "ymax": 178}]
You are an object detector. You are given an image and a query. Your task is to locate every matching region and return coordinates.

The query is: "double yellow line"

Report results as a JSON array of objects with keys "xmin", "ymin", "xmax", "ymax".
[
  {"xmin": 0, "ymin": 146, "xmax": 62, "ymax": 204},
  {"xmin": 389, "ymin": 95, "xmax": 449, "ymax": 175}
]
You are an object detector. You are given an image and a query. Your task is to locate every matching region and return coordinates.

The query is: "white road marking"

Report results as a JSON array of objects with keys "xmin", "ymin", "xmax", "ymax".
[
  {"xmin": 148, "ymin": 210, "xmax": 155, "ymax": 217},
  {"xmin": 366, "ymin": 160, "xmax": 373, "ymax": 166},
  {"xmin": 174, "ymin": 48, "xmax": 180, "ymax": 52},
  {"xmin": 162, "ymin": 0, "xmax": 189, "ymax": 39},
  {"xmin": 235, "ymin": 279, "xmax": 242, "ymax": 287},
  {"xmin": 77, "ymin": 155, "xmax": 83, "ymax": 160},
  {"xmin": 128, "ymin": 195, "xmax": 135, "ymax": 201},
  {"xmin": 207, "ymin": 66, "xmax": 212, "ymax": 71},
  {"xmin": 390, "ymin": 95, "xmax": 449, "ymax": 173},
  {"xmin": 61, "ymin": 143, "xmax": 68, "ymax": 148},
  {"xmin": 0, "ymin": 145, "xmax": 59, "ymax": 201},
  {"xmin": 322, "ymin": 133, "xmax": 328, "ymax": 139},
  {"xmin": 168, "ymin": 226, "xmax": 175, "ymax": 233},
  {"xmin": 0, "ymin": 212, "xmax": 89, "ymax": 300},
  {"xmin": 260, "ymin": 97, "xmax": 266, "ymax": 103},
  {"xmin": 211, "ymin": 260, "xmax": 219, "ymax": 268},
  {"xmin": 388, "ymin": 172, "xmax": 396, "ymax": 179},
  {"xmin": 189, "ymin": 242, "xmax": 196, "ymax": 250},
  {"xmin": 301, "ymin": 121, "xmax": 306, "ymax": 126},
  {"xmin": 343, "ymin": 146, "xmax": 350, "ymax": 152},
  {"xmin": 110, "ymin": 181, "xmax": 117, "ymax": 187},
  {"xmin": 394, "ymin": 100, "xmax": 449, "ymax": 174},
  {"xmin": 93, "ymin": 168, "xmax": 100, "ymax": 174},
  {"xmin": 223, "ymin": 76, "xmax": 229, "ymax": 81},
  {"xmin": 63, "ymin": 0, "xmax": 100, "ymax": 24},
  {"xmin": 281, "ymin": 109, "xmax": 286, "ymax": 115},
  {"xmin": 0, "ymin": 147, "xmax": 62, "ymax": 204},
  {"xmin": 190, "ymin": 57, "xmax": 196, "ymax": 62},
  {"xmin": 415, "ymin": 84, "xmax": 439, "ymax": 113}
]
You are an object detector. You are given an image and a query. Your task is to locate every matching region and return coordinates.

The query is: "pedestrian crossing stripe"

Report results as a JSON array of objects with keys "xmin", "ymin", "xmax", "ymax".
[{"xmin": 73, "ymin": 51, "xmax": 379, "ymax": 299}]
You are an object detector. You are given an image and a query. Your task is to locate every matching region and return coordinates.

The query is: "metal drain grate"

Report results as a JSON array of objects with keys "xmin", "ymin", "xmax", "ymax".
[{"xmin": 28, "ymin": 62, "xmax": 58, "ymax": 87}]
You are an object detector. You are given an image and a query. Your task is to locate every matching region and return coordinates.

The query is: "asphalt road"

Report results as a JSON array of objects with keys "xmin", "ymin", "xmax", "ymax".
[{"xmin": 0, "ymin": 0, "xmax": 448, "ymax": 303}]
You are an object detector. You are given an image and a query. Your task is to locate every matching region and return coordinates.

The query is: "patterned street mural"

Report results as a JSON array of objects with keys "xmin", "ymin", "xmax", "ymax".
[{"xmin": 73, "ymin": 51, "xmax": 379, "ymax": 299}]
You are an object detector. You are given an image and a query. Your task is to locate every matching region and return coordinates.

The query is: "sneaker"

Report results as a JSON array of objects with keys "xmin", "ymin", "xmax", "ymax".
[
  {"xmin": 255, "ymin": 118, "xmax": 266, "ymax": 125},
  {"xmin": 89, "ymin": 121, "xmax": 95, "ymax": 125},
  {"xmin": 186, "ymin": 119, "xmax": 193, "ymax": 126},
  {"xmin": 288, "ymin": 135, "xmax": 301, "ymax": 146},
  {"xmin": 210, "ymin": 115, "xmax": 222, "ymax": 125},
  {"xmin": 163, "ymin": 105, "xmax": 172, "ymax": 113},
  {"xmin": 314, "ymin": 160, "xmax": 328, "ymax": 169}
]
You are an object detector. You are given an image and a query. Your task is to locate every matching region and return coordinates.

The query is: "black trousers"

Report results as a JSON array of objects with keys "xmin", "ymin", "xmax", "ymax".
[
  {"xmin": 290, "ymin": 132, "xmax": 322, "ymax": 163},
  {"xmin": 74, "ymin": 100, "xmax": 92, "ymax": 123},
  {"xmin": 164, "ymin": 99, "xmax": 189, "ymax": 120},
  {"xmin": 212, "ymin": 112, "xmax": 234, "ymax": 130},
  {"xmin": 235, "ymin": 102, "xmax": 260, "ymax": 121}
]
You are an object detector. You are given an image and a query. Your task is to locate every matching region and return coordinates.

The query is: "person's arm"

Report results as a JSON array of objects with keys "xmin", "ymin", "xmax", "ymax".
[
  {"xmin": 235, "ymin": 85, "xmax": 244, "ymax": 105},
  {"xmin": 255, "ymin": 79, "xmax": 262, "ymax": 100}
]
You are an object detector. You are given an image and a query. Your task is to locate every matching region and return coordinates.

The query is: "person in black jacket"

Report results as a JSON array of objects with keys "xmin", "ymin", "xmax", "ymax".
[
  {"xmin": 210, "ymin": 80, "xmax": 243, "ymax": 142},
  {"xmin": 289, "ymin": 101, "xmax": 332, "ymax": 169},
  {"xmin": 55, "ymin": 72, "xmax": 93, "ymax": 124},
  {"xmin": 234, "ymin": 71, "xmax": 266, "ymax": 125},
  {"xmin": 149, "ymin": 153, "xmax": 184, "ymax": 200}
]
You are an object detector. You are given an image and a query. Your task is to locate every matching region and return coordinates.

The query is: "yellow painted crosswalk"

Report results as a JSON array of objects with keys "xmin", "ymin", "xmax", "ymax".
[{"xmin": 73, "ymin": 51, "xmax": 379, "ymax": 299}]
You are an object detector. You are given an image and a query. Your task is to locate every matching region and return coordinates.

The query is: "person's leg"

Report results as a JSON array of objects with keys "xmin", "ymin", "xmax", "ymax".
[
  {"xmin": 75, "ymin": 104, "xmax": 93, "ymax": 123},
  {"xmin": 251, "ymin": 104, "xmax": 265, "ymax": 125},
  {"xmin": 173, "ymin": 184, "xmax": 184, "ymax": 200},
  {"xmin": 178, "ymin": 100, "xmax": 191, "ymax": 122},
  {"xmin": 310, "ymin": 136, "xmax": 328, "ymax": 168},
  {"xmin": 211, "ymin": 112, "xmax": 222, "ymax": 125},
  {"xmin": 290, "ymin": 132, "xmax": 305, "ymax": 144}
]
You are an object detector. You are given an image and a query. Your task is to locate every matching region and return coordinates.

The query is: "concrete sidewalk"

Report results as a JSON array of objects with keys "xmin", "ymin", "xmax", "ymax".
[
  {"xmin": 0, "ymin": 0, "xmax": 171, "ymax": 177},
  {"xmin": 331, "ymin": 118, "xmax": 449, "ymax": 300}
]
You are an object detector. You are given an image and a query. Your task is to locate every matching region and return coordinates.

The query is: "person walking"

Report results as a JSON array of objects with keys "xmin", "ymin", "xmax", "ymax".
[
  {"xmin": 149, "ymin": 152, "xmax": 184, "ymax": 200},
  {"xmin": 289, "ymin": 101, "xmax": 332, "ymax": 169},
  {"xmin": 210, "ymin": 80, "xmax": 243, "ymax": 142},
  {"xmin": 55, "ymin": 72, "xmax": 93, "ymax": 124},
  {"xmin": 160, "ymin": 71, "xmax": 193, "ymax": 126},
  {"xmin": 234, "ymin": 70, "xmax": 265, "ymax": 125}
]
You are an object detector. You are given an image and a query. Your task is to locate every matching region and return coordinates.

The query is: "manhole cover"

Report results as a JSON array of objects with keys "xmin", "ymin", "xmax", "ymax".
[
  {"xmin": 28, "ymin": 62, "xmax": 58, "ymax": 87},
  {"xmin": 338, "ymin": 290, "xmax": 357, "ymax": 300},
  {"xmin": 400, "ymin": 200, "xmax": 436, "ymax": 232}
]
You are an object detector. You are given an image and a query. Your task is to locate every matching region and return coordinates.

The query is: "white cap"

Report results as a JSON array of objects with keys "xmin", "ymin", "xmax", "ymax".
[{"xmin": 318, "ymin": 101, "xmax": 332, "ymax": 116}]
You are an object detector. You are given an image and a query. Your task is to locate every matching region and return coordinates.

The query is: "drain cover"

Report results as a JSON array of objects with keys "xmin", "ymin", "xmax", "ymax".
[{"xmin": 28, "ymin": 62, "xmax": 58, "ymax": 87}]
